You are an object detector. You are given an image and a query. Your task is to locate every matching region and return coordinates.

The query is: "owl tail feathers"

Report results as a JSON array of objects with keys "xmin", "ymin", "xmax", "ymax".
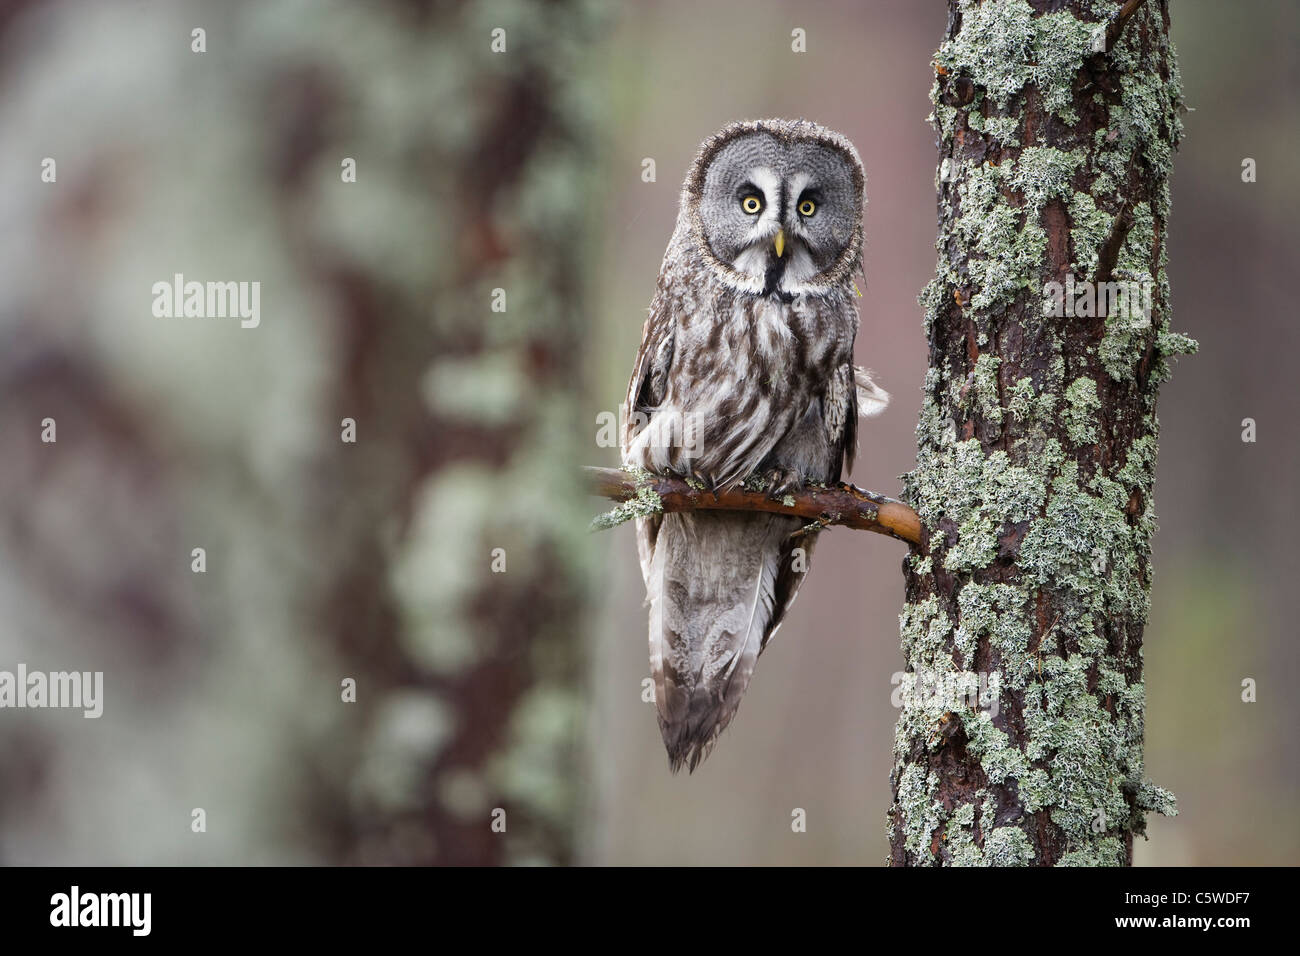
[{"xmin": 646, "ymin": 511, "xmax": 793, "ymax": 773}]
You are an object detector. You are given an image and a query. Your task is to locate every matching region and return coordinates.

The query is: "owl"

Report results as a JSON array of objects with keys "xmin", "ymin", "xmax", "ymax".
[{"xmin": 622, "ymin": 118, "xmax": 889, "ymax": 772}]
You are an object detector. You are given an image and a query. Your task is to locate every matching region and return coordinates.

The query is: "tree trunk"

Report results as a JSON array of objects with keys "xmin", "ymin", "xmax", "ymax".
[
  {"xmin": 212, "ymin": 0, "xmax": 606, "ymax": 865},
  {"xmin": 0, "ymin": 0, "xmax": 603, "ymax": 865},
  {"xmin": 318, "ymin": 0, "xmax": 605, "ymax": 866},
  {"xmin": 889, "ymin": 0, "xmax": 1193, "ymax": 866}
]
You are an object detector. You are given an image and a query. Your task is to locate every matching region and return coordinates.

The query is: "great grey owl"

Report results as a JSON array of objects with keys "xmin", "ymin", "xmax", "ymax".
[{"xmin": 622, "ymin": 119, "xmax": 888, "ymax": 772}]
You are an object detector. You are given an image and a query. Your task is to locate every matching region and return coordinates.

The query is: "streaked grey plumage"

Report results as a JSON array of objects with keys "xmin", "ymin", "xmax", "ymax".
[{"xmin": 622, "ymin": 119, "xmax": 887, "ymax": 772}]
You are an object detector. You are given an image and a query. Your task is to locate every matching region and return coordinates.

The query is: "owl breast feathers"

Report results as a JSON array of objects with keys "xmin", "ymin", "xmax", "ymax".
[{"xmin": 621, "ymin": 119, "xmax": 888, "ymax": 772}]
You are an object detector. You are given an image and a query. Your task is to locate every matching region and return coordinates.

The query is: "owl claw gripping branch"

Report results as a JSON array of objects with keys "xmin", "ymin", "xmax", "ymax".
[{"xmin": 620, "ymin": 119, "xmax": 888, "ymax": 772}]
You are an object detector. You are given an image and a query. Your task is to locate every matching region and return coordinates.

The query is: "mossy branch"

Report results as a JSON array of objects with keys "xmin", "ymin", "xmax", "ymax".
[{"xmin": 584, "ymin": 465, "xmax": 921, "ymax": 546}]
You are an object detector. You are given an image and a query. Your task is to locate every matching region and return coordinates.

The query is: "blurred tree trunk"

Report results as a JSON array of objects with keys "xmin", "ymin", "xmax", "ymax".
[
  {"xmin": 0, "ymin": 0, "xmax": 603, "ymax": 866},
  {"xmin": 283, "ymin": 1, "xmax": 606, "ymax": 865},
  {"xmin": 889, "ymin": 0, "xmax": 1193, "ymax": 866}
]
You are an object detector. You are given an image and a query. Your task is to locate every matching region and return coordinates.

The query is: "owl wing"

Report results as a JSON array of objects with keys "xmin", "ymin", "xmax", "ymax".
[
  {"xmin": 622, "ymin": 293, "xmax": 676, "ymax": 583},
  {"xmin": 753, "ymin": 365, "xmax": 853, "ymax": 656},
  {"xmin": 826, "ymin": 361, "xmax": 858, "ymax": 480},
  {"xmin": 758, "ymin": 362, "xmax": 889, "ymax": 655},
  {"xmin": 759, "ymin": 526, "xmax": 819, "ymax": 656},
  {"xmin": 623, "ymin": 294, "xmax": 675, "ymax": 451}
]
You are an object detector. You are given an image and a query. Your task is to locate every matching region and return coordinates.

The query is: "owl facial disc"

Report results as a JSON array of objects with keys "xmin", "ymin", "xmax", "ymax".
[{"xmin": 684, "ymin": 119, "xmax": 865, "ymax": 297}]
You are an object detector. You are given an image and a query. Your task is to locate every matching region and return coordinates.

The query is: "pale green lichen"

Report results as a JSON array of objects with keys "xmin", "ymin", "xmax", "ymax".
[
  {"xmin": 899, "ymin": 596, "xmax": 954, "ymax": 664},
  {"xmin": 1011, "ymin": 146, "xmax": 1084, "ymax": 208},
  {"xmin": 933, "ymin": 0, "xmax": 1098, "ymax": 119},
  {"xmin": 939, "ymin": 787, "xmax": 1040, "ymax": 867},
  {"xmin": 1067, "ymin": 190, "xmax": 1115, "ymax": 273},
  {"xmin": 589, "ymin": 469, "xmax": 663, "ymax": 531},
  {"xmin": 907, "ymin": 436, "xmax": 1057, "ymax": 545},
  {"xmin": 1157, "ymin": 330, "xmax": 1197, "ymax": 359},
  {"xmin": 1007, "ymin": 373, "xmax": 1058, "ymax": 428},
  {"xmin": 929, "ymin": 101, "xmax": 960, "ymax": 144},
  {"xmin": 963, "ymin": 710, "xmax": 1031, "ymax": 786},
  {"xmin": 894, "ymin": 764, "xmax": 945, "ymax": 860},
  {"xmin": 944, "ymin": 511, "xmax": 999, "ymax": 574},
  {"xmin": 1063, "ymin": 376, "xmax": 1101, "ymax": 444},
  {"xmin": 968, "ymin": 109, "xmax": 1022, "ymax": 148},
  {"xmin": 967, "ymin": 353, "xmax": 1004, "ymax": 426},
  {"xmin": 954, "ymin": 582, "xmax": 1031, "ymax": 673},
  {"xmin": 901, "ymin": 379, "xmax": 1171, "ymax": 865},
  {"xmin": 895, "ymin": 0, "xmax": 1186, "ymax": 865},
  {"xmin": 984, "ymin": 825, "xmax": 1037, "ymax": 866},
  {"xmin": 944, "ymin": 801, "xmax": 983, "ymax": 866},
  {"xmin": 1137, "ymin": 781, "xmax": 1179, "ymax": 817},
  {"xmin": 939, "ymin": 146, "xmax": 1088, "ymax": 322},
  {"xmin": 1058, "ymin": 839, "xmax": 1126, "ymax": 867},
  {"xmin": 1020, "ymin": 460, "xmax": 1151, "ymax": 622},
  {"xmin": 948, "ymin": 161, "xmax": 1046, "ymax": 313}
]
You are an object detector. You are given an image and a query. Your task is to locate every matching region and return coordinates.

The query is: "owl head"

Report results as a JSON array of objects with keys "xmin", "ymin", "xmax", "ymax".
[{"xmin": 682, "ymin": 118, "xmax": 865, "ymax": 297}]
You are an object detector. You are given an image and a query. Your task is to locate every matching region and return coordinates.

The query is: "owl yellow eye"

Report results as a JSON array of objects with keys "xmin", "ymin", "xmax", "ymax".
[
  {"xmin": 741, "ymin": 195, "xmax": 763, "ymax": 214},
  {"xmin": 798, "ymin": 199, "xmax": 817, "ymax": 217}
]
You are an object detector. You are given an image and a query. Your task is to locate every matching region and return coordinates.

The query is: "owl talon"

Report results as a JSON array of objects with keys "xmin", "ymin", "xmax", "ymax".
[
  {"xmin": 681, "ymin": 469, "xmax": 717, "ymax": 494},
  {"xmin": 763, "ymin": 467, "xmax": 805, "ymax": 500}
]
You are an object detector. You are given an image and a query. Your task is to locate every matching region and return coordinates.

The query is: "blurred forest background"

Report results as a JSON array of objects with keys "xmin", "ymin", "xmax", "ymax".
[{"xmin": 0, "ymin": 0, "xmax": 1295, "ymax": 865}]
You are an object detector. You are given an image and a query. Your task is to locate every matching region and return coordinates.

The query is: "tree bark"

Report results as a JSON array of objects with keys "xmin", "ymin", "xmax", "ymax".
[
  {"xmin": 889, "ymin": 0, "xmax": 1192, "ymax": 866},
  {"xmin": 0, "ymin": 0, "xmax": 604, "ymax": 865},
  {"xmin": 279, "ymin": 0, "xmax": 606, "ymax": 865}
]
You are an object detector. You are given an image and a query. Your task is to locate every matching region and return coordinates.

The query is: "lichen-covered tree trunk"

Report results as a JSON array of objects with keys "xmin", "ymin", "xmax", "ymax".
[
  {"xmin": 889, "ymin": 0, "xmax": 1194, "ymax": 866},
  {"xmin": 0, "ymin": 0, "xmax": 602, "ymax": 866},
  {"xmin": 313, "ymin": 0, "xmax": 604, "ymax": 866},
  {"xmin": 244, "ymin": 0, "xmax": 605, "ymax": 865}
]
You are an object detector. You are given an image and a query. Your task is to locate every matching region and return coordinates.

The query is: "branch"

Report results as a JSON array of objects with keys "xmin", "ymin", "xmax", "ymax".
[
  {"xmin": 1103, "ymin": 0, "xmax": 1148, "ymax": 52},
  {"xmin": 584, "ymin": 466, "xmax": 921, "ymax": 546},
  {"xmin": 1094, "ymin": 195, "xmax": 1134, "ymax": 288}
]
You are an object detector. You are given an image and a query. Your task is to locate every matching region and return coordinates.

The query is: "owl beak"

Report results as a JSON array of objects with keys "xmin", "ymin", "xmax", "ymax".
[{"xmin": 773, "ymin": 228, "xmax": 786, "ymax": 259}]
